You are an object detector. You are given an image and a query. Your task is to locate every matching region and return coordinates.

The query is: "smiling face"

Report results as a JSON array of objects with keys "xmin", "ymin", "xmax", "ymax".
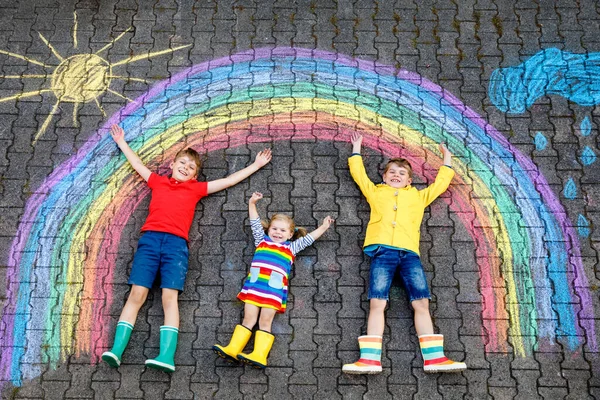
[
  {"xmin": 267, "ymin": 218, "xmax": 294, "ymax": 243},
  {"xmin": 382, "ymin": 160, "xmax": 413, "ymax": 189},
  {"xmin": 170, "ymin": 155, "xmax": 199, "ymax": 182}
]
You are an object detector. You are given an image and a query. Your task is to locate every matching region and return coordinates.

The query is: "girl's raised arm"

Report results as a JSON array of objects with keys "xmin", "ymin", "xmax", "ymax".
[
  {"xmin": 248, "ymin": 192, "xmax": 263, "ymax": 219},
  {"xmin": 308, "ymin": 216, "xmax": 334, "ymax": 241}
]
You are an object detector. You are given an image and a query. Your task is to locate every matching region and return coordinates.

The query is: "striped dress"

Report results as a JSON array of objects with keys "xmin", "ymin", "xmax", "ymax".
[{"xmin": 237, "ymin": 218, "xmax": 314, "ymax": 313}]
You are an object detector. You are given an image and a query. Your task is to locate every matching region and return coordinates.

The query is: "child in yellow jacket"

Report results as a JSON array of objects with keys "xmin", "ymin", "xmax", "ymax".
[{"xmin": 342, "ymin": 132, "xmax": 466, "ymax": 374}]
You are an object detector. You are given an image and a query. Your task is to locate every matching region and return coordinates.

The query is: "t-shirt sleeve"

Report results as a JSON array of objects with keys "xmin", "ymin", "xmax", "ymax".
[
  {"xmin": 250, "ymin": 218, "xmax": 265, "ymax": 247},
  {"xmin": 418, "ymin": 165, "xmax": 455, "ymax": 207},
  {"xmin": 348, "ymin": 156, "xmax": 376, "ymax": 202},
  {"xmin": 290, "ymin": 234, "xmax": 315, "ymax": 255},
  {"xmin": 196, "ymin": 181, "xmax": 208, "ymax": 198},
  {"xmin": 146, "ymin": 172, "xmax": 159, "ymax": 188}
]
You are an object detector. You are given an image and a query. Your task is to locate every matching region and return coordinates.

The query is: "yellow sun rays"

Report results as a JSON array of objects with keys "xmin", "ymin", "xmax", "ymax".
[{"xmin": 0, "ymin": 11, "xmax": 190, "ymax": 144}]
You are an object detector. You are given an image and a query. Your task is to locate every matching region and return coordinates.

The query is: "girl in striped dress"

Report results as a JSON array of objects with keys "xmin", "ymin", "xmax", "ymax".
[{"xmin": 213, "ymin": 192, "xmax": 334, "ymax": 368}]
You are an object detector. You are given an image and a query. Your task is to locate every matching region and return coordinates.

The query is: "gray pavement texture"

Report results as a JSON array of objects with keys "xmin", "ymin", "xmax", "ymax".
[{"xmin": 1, "ymin": 0, "xmax": 600, "ymax": 399}]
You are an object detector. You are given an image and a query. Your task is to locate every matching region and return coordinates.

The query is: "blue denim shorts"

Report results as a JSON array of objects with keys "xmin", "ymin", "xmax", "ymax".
[
  {"xmin": 129, "ymin": 231, "xmax": 189, "ymax": 291},
  {"xmin": 367, "ymin": 246, "xmax": 430, "ymax": 303}
]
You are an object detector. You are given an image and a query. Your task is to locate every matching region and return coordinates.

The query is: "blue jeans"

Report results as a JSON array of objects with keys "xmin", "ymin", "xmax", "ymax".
[
  {"xmin": 129, "ymin": 231, "xmax": 189, "ymax": 291},
  {"xmin": 367, "ymin": 246, "xmax": 431, "ymax": 303}
]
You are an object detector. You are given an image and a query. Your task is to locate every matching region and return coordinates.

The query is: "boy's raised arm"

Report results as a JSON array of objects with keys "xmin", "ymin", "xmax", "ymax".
[
  {"xmin": 207, "ymin": 149, "xmax": 272, "ymax": 194},
  {"xmin": 110, "ymin": 124, "xmax": 152, "ymax": 182}
]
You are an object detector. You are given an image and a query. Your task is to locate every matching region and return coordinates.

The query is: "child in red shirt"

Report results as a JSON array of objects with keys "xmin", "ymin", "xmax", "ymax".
[{"xmin": 102, "ymin": 124, "xmax": 272, "ymax": 372}]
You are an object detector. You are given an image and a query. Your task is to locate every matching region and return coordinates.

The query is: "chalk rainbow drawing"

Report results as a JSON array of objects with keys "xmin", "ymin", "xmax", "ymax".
[
  {"xmin": 1, "ymin": 47, "xmax": 594, "ymax": 386},
  {"xmin": 489, "ymin": 48, "xmax": 600, "ymax": 113}
]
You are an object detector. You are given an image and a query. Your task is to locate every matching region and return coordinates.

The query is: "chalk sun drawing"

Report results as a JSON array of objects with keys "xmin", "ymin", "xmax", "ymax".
[
  {"xmin": 0, "ymin": 11, "xmax": 189, "ymax": 144},
  {"xmin": 1, "ymin": 47, "xmax": 594, "ymax": 387}
]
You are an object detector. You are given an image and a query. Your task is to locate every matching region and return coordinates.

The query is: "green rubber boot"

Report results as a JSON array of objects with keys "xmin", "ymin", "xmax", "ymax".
[
  {"xmin": 101, "ymin": 321, "xmax": 134, "ymax": 367},
  {"xmin": 145, "ymin": 326, "xmax": 179, "ymax": 372}
]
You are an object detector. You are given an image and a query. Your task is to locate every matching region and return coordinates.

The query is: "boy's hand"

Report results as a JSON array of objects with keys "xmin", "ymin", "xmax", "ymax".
[
  {"xmin": 351, "ymin": 132, "xmax": 363, "ymax": 154},
  {"xmin": 321, "ymin": 216, "xmax": 335, "ymax": 229},
  {"xmin": 439, "ymin": 143, "xmax": 451, "ymax": 157},
  {"xmin": 254, "ymin": 149, "xmax": 272, "ymax": 168},
  {"xmin": 351, "ymin": 132, "xmax": 363, "ymax": 147},
  {"xmin": 250, "ymin": 192, "xmax": 263, "ymax": 204},
  {"xmin": 439, "ymin": 143, "xmax": 452, "ymax": 167},
  {"xmin": 110, "ymin": 124, "xmax": 125, "ymax": 143}
]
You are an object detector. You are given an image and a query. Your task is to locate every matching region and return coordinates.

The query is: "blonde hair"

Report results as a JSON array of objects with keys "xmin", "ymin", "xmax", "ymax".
[
  {"xmin": 262, "ymin": 214, "xmax": 308, "ymax": 240},
  {"xmin": 384, "ymin": 158, "xmax": 413, "ymax": 178}
]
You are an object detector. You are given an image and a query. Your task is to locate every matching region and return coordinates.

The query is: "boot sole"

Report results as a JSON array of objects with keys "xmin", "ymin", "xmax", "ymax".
[
  {"xmin": 145, "ymin": 359, "xmax": 175, "ymax": 373},
  {"xmin": 342, "ymin": 366, "xmax": 382, "ymax": 375},
  {"xmin": 213, "ymin": 346, "xmax": 242, "ymax": 364},
  {"xmin": 424, "ymin": 365, "xmax": 467, "ymax": 373},
  {"xmin": 101, "ymin": 352, "xmax": 121, "ymax": 368},
  {"xmin": 237, "ymin": 355, "xmax": 266, "ymax": 369}
]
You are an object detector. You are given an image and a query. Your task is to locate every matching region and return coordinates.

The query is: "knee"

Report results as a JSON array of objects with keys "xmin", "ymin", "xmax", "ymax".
[
  {"xmin": 258, "ymin": 314, "xmax": 274, "ymax": 332},
  {"xmin": 127, "ymin": 288, "xmax": 148, "ymax": 306},
  {"xmin": 412, "ymin": 298, "xmax": 430, "ymax": 313},
  {"xmin": 258, "ymin": 313, "xmax": 272, "ymax": 326},
  {"xmin": 370, "ymin": 299, "xmax": 387, "ymax": 313},
  {"xmin": 242, "ymin": 314, "xmax": 258, "ymax": 328}
]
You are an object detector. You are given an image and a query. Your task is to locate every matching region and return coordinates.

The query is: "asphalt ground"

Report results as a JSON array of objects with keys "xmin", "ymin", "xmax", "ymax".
[{"xmin": 0, "ymin": 0, "xmax": 599, "ymax": 399}]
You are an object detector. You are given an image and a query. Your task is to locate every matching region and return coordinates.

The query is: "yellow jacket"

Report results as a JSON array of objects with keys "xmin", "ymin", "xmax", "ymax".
[{"xmin": 349, "ymin": 155, "xmax": 455, "ymax": 255}]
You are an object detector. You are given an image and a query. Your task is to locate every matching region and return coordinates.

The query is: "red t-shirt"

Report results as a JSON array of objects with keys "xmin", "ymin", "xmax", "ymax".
[{"xmin": 141, "ymin": 173, "xmax": 208, "ymax": 241}]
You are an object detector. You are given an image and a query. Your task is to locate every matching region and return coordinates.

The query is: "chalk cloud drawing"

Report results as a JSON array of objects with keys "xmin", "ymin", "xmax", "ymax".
[
  {"xmin": 0, "ymin": 47, "xmax": 594, "ymax": 387},
  {"xmin": 489, "ymin": 48, "xmax": 600, "ymax": 113},
  {"xmin": 490, "ymin": 47, "xmax": 597, "ymax": 259},
  {"xmin": 0, "ymin": 11, "xmax": 189, "ymax": 144}
]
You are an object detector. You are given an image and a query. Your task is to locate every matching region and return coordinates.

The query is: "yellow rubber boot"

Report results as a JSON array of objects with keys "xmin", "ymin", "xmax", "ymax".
[
  {"xmin": 237, "ymin": 330, "xmax": 275, "ymax": 369},
  {"xmin": 213, "ymin": 325, "xmax": 252, "ymax": 363}
]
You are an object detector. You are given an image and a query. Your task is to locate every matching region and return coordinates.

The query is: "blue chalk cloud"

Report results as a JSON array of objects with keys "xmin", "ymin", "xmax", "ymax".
[{"xmin": 489, "ymin": 48, "xmax": 600, "ymax": 114}]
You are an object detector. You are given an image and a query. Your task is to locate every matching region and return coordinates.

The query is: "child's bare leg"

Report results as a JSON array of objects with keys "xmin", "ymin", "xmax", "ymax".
[
  {"xmin": 119, "ymin": 284, "xmax": 150, "ymax": 324},
  {"xmin": 257, "ymin": 308, "xmax": 277, "ymax": 332},
  {"xmin": 161, "ymin": 288, "xmax": 179, "ymax": 328},
  {"xmin": 242, "ymin": 303, "xmax": 260, "ymax": 330},
  {"xmin": 412, "ymin": 298, "xmax": 434, "ymax": 336},
  {"xmin": 366, "ymin": 299, "xmax": 387, "ymax": 336}
]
